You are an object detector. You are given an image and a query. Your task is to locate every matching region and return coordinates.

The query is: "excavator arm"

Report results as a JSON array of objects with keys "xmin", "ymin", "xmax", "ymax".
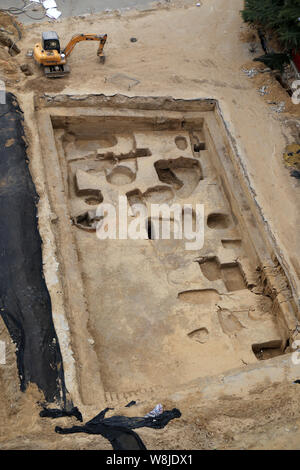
[{"xmin": 62, "ymin": 33, "xmax": 107, "ymax": 59}]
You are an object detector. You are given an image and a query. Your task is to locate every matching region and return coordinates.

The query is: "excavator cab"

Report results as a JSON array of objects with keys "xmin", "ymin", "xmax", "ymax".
[{"xmin": 42, "ymin": 31, "xmax": 61, "ymax": 53}]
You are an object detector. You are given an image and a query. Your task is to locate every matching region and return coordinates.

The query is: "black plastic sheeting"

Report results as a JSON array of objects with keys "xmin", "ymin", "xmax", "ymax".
[
  {"xmin": 54, "ymin": 406, "xmax": 182, "ymax": 450},
  {"xmin": 0, "ymin": 93, "xmax": 68, "ymax": 404},
  {"xmin": 291, "ymin": 170, "xmax": 300, "ymax": 179},
  {"xmin": 40, "ymin": 406, "xmax": 83, "ymax": 421},
  {"xmin": 258, "ymin": 29, "xmax": 269, "ymax": 54}
]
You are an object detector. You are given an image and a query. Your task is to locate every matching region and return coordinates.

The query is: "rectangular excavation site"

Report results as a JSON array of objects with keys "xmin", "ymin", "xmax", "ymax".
[{"xmin": 36, "ymin": 95, "xmax": 299, "ymax": 404}]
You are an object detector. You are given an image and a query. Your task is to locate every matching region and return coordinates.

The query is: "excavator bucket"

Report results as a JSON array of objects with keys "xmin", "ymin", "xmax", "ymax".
[{"xmin": 96, "ymin": 34, "xmax": 107, "ymax": 64}]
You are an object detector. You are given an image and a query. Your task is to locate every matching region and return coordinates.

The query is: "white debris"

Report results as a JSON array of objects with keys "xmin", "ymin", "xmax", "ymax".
[
  {"xmin": 242, "ymin": 68, "xmax": 259, "ymax": 78},
  {"xmin": 27, "ymin": 0, "xmax": 62, "ymax": 20},
  {"xmin": 46, "ymin": 7, "xmax": 61, "ymax": 19},
  {"xmin": 270, "ymin": 101, "xmax": 286, "ymax": 113},
  {"xmin": 43, "ymin": 0, "xmax": 56, "ymax": 8},
  {"xmin": 144, "ymin": 404, "xmax": 163, "ymax": 418},
  {"xmin": 258, "ymin": 85, "xmax": 268, "ymax": 95}
]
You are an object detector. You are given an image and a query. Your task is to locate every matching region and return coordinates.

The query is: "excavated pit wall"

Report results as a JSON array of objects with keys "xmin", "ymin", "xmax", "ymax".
[{"xmin": 34, "ymin": 94, "xmax": 299, "ymax": 407}]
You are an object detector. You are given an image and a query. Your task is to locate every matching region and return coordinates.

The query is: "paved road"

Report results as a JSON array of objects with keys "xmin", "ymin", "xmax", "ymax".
[{"xmin": 0, "ymin": 0, "xmax": 154, "ymax": 24}]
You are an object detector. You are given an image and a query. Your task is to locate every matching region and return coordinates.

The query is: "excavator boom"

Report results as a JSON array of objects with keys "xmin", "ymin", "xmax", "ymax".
[{"xmin": 63, "ymin": 33, "xmax": 107, "ymax": 58}]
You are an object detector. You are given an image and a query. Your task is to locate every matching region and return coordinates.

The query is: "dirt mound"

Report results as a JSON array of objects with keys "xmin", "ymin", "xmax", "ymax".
[
  {"xmin": 241, "ymin": 60, "xmax": 299, "ymax": 115},
  {"xmin": 0, "ymin": 11, "xmax": 23, "ymax": 35},
  {"xmin": 0, "ymin": 12, "xmax": 23, "ymax": 83}
]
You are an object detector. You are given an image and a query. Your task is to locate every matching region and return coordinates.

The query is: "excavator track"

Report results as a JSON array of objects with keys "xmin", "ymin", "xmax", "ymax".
[{"xmin": 44, "ymin": 64, "xmax": 70, "ymax": 78}]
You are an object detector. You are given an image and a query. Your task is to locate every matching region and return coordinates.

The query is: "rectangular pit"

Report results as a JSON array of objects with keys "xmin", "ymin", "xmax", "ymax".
[{"xmin": 35, "ymin": 95, "xmax": 298, "ymax": 406}]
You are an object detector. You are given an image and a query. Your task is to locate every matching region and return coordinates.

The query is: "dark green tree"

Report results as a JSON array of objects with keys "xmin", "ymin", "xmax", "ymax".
[
  {"xmin": 242, "ymin": 0, "xmax": 300, "ymax": 50},
  {"xmin": 254, "ymin": 52, "xmax": 291, "ymax": 71}
]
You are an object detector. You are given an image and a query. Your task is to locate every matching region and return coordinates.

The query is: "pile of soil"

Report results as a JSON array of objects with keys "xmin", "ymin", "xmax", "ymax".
[
  {"xmin": 0, "ymin": 12, "xmax": 23, "ymax": 84},
  {"xmin": 241, "ymin": 60, "xmax": 299, "ymax": 115}
]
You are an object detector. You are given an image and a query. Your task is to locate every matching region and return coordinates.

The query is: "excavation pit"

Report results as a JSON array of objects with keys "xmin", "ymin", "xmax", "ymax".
[{"xmin": 35, "ymin": 94, "xmax": 298, "ymax": 406}]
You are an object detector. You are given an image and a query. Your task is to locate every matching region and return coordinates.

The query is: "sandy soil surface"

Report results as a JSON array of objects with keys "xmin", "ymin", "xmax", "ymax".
[{"xmin": 0, "ymin": 0, "xmax": 300, "ymax": 450}]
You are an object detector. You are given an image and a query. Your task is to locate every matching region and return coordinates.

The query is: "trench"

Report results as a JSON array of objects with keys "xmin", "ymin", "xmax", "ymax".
[{"xmin": 34, "ymin": 94, "xmax": 297, "ymax": 404}]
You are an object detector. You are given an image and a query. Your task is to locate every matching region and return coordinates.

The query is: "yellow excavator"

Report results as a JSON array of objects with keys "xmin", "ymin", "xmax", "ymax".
[{"xmin": 33, "ymin": 31, "xmax": 107, "ymax": 78}]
